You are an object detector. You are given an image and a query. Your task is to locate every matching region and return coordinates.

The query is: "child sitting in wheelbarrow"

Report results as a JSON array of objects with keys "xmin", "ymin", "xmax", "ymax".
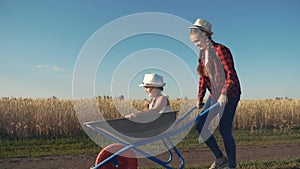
[{"xmin": 125, "ymin": 73, "xmax": 171, "ymax": 118}]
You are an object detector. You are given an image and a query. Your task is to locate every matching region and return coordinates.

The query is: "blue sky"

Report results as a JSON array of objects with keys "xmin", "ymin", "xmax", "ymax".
[{"xmin": 1, "ymin": 0, "xmax": 299, "ymax": 100}]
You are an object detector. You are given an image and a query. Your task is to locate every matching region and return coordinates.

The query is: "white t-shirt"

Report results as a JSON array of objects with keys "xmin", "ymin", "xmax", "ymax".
[{"xmin": 149, "ymin": 95, "xmax": 171, "ymax": 113}]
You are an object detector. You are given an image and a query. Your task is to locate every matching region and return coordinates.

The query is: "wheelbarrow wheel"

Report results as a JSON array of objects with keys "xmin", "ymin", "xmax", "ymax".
[{"xmin": 95, "ymin": 143, "xmax": 138, "ymax": 169}]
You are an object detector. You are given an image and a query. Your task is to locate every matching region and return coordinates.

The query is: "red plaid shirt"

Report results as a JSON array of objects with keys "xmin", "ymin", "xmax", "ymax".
[{"xmin": 198, "ymin": 41, "xmax": 241, "ymax": 103}]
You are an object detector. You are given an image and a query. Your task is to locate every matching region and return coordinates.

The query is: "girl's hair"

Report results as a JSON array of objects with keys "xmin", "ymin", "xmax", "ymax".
[
  {"xmin": 197, "ymin": 62, "xmax": 201, "ymax": 75},
  {"xmin": 197, "ymin": 53, "xmax": 204, "ymax": 77},
  {"xmin": 190, "ymin": 28, "xmax": 213, "ymax": 76},
  {"xmin": 190, "ymin": 28, "xmax": 212, "ymax": 40}
]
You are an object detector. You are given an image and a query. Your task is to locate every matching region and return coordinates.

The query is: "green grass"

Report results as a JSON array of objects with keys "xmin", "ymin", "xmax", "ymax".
[
  {"xmin": 237, "ymin": 158, "xmax": 300, "ymax": 169},
  {"xmin": 0, "ymin": 137, "xmax": 99, "ymax": 158},
  {"xmin": 177, "ymin": 128, "xmax": 300, "ymax": 149},
  {"xmin": 1, "ymin": 129, "xmax": 299, "ymax": 158}
]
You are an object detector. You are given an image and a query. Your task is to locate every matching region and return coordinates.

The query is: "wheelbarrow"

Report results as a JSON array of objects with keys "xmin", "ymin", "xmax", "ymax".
[{"xmin": 84, "ymin": 102, "xmax": 220, "ymax": 169}]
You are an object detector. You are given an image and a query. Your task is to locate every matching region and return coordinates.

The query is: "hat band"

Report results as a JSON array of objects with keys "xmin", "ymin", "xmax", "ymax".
[
  {"xmin": 144, "ymin": 83, "xmax": 159, "ymax": 85},
  {"xmin": 143, "ymin": 83, "xmax": 163, "ymax": 86},
  {"xmin": 194, "ymin": 25, "xmax": 212, "ymax": 34}
]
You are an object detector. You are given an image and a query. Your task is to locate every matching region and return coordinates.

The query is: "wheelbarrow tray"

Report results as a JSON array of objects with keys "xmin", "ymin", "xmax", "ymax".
[{"xmin": 85, "ymin": 111, "xmax": 177, "ymax": 139}]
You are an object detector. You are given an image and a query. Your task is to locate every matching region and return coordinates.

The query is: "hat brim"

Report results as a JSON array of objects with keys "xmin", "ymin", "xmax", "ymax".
[
  {"xmin": 139, "ymin": 83, "xmax": 166, "ymax": 87},
  {"xmin": 188, "ymin": 25, "xmax": 199, "ymax": 29},
  {"xmin": 188, "ymin": 25, "xmax": 214, "ymax": 35}
]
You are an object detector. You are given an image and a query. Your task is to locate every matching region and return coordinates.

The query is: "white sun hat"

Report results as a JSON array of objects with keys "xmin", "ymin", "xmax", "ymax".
[
  {"xmin": 139, "ymin": 73, "xmax": 166, "ymax": 87},
  {"xmin": 189, "ymin": 18, "xmax": 214, "ymax": 35}
]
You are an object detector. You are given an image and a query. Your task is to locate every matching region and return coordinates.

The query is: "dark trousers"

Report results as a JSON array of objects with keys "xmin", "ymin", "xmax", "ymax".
[{"xmin": 196, "ymin": 96, "xmax": 240, "ymax": 168}]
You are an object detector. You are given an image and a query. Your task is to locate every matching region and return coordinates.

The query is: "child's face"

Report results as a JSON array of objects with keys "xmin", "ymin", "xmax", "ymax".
[
  {"xmin": 144, "ymin": 87, "xmax": 157, "ymax": 98},
  {"xmin": 144, "ymin": 87, "xmax": 152, "ymax": 95}
]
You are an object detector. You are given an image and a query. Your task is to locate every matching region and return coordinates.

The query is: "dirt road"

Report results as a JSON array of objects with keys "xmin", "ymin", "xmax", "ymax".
[{"xmin": 1, "ymin": 143, "xmax": 299, "ymax": 169}]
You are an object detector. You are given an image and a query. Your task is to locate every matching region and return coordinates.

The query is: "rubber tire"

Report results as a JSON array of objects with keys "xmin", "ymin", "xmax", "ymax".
[{"xmin": 95, "ymin": 143, "xmax": 138, "ymax": 169}]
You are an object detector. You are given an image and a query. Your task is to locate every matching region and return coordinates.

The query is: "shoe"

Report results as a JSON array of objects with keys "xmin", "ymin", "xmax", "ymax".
[
  {"xmin": 223, "ymin": 167, "xmax": 236, "ymax": 169},
  {"xmin": 209, "ymin": 156, "xmax": 228, "ymax": 169}
]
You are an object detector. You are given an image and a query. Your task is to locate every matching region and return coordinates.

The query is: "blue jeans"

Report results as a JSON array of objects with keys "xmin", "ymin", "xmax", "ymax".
[{"xmin": 196, "ymin": 96, "xmax": 240, "ymax": 168}]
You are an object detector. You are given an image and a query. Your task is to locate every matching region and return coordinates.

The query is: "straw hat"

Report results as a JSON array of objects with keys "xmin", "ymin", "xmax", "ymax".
[
  {"xmin": 139, "ymin": 73, "xmax": 166, "ymax": 87},
  {"xmin": 189, "ymin": 18, "xmax": 214, "ymax": 35}
]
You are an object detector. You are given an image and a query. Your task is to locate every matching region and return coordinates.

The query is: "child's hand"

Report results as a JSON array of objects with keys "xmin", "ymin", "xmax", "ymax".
[
  {"xmin": 125, "ymin": 113, "xmax": 135, "ymax": 118},
  {"xmin": 125, "ymin": 112, "xmax": 139, "ymax": 118}
]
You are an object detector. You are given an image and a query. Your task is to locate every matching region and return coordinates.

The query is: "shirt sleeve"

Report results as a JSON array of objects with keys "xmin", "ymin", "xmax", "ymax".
[
  {"xmin": 217, "ymin": 45, "xmax": 237, "ymax": 95},
  {"xmin": 151, "ymin": 95, "xmax": 168, "ymax": 111},
  {"xmin": 198, "ymin": 74, "xmax": 207, "ymax": 103},
  {"xmin": 143, "ymin": 95, "xmax": 168, "ymax": 114}
]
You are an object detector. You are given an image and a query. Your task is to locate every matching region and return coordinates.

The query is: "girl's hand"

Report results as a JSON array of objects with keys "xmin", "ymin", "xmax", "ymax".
[
  {"xmin": 218, "ymin": 94, "xmax": 228, "ymax": 106},
  {"xmin": 196, "ymin": 100, "xmax": 205, "ymax": 109}
]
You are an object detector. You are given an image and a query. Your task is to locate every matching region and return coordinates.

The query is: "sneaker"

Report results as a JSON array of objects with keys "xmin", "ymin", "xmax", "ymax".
[{"xmin": 209, "ymin": 156, "xmax": 228, "ymax": 169}]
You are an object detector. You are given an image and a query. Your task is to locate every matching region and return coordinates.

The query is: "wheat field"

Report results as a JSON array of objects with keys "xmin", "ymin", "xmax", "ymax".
[{"xmin": 0, "ymin": 97, "xmax": 299, "ymax": 139}]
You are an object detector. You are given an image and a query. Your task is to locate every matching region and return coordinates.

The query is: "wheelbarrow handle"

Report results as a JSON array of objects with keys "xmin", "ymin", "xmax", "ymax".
[{"xmin": 175, "ymin": 102, "xmax": 220, "ymax": 127}]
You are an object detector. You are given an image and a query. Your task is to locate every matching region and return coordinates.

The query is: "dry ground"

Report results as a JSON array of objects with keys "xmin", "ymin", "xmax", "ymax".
[{"xmin": 0, "ymin": 143, "xmax": 299, "ymax": 169}]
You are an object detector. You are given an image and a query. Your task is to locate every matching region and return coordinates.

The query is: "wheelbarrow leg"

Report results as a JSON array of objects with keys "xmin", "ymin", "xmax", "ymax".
[
  {"xmin": 131, "ymin": 138, "xmax": 185, "ymax": 169},
  {"xmin": 166, "ymin": 138, "xmax": 185, "ymax": 169},
  {"xmin": 162, "ymin": 139, "xmax": 173, "ymax": 164}
]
